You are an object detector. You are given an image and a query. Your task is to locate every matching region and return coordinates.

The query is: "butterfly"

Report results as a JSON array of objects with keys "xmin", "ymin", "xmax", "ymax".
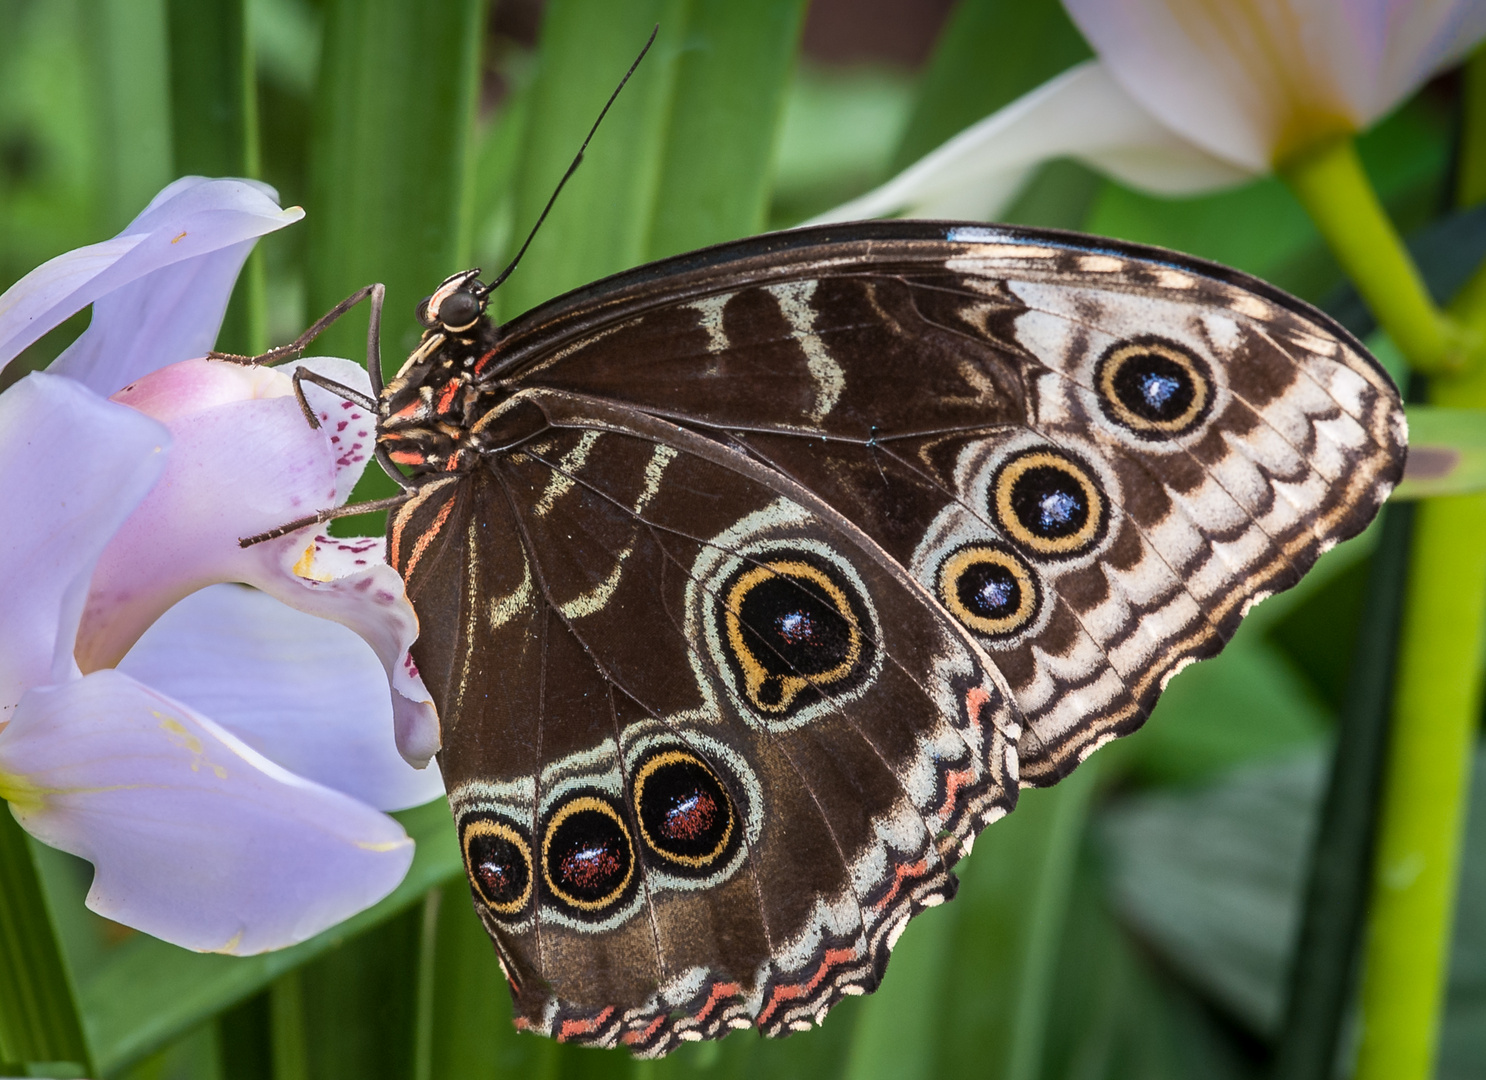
[{"xmin": 236, "ymin": 218, "xmax": 1405, "ymax": 1056}]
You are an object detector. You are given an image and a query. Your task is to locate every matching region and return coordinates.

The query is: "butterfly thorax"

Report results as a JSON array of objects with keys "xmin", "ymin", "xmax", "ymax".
[{"xmin": 378, "ymin": 274, "xmax": 514, "ymax": 477}]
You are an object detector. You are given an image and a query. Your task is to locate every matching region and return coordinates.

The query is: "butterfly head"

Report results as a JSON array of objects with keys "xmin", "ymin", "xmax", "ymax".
[{"xmin": 416, "ymin": 269, "xmax": 490, "ymax": 334}]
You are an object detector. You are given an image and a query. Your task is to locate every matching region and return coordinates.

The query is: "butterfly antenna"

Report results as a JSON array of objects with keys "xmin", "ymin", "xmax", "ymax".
[{"xmin": 483, "ymin": 24, "xmax": 659, "ymax": 295}]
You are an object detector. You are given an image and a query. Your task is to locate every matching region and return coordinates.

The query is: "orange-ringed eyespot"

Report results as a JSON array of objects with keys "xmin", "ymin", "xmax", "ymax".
[
  {"xmin": 720, "ymin": 553, "xmax": 872, "ymax": 715},
  {"xmin": 991, "ymin": 448, "xmax": 1107, "ymax": 558},
  {"xmin": 633, "ymin": 750, "xmax": 735, "ymax": 871},
  {"xmin": 938, "ymin": 544, "xmax": 1041, "ymax": 639},
  {"xmin": 461, "ymin": 816, "xmax": 533, "ymax": 915},
  {"xmin": 542, "ymin": 796, "xmax": 635, "ymax": 913},
  {"xmin": 1095, "ymin": 337, "xmax": 1213, "ymax": 438}
]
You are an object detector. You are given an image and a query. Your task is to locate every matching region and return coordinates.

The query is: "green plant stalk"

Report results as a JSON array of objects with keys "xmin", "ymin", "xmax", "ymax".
[
  {"xmin": 0, "ymin": 804, "xmax": 92, "ymax": 1073},
  {"xmin": 1283, "ymin": 134, "xmax": 1486, "ymax": 1079},
  {"xmin": 1280, "ymin": 137, "xmax": 1464, "ymax": 374}
]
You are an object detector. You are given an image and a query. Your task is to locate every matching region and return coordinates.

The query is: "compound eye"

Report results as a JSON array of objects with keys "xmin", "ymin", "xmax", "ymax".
[
  {"xmin": 439, "ymin": 291, "xmax": 482, "ymax": 331},
  {"xmin": 415, "ymin": 296, "xmax": 436, "ymax": 328}
]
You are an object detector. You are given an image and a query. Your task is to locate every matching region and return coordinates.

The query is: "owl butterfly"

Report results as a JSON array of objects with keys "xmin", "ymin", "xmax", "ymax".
[{"xmin": 247, "ymin": 221, "xmax": 1404, "ymax": 1056}]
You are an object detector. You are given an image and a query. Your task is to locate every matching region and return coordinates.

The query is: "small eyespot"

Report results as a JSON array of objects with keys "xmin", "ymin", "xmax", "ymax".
[
  {"xmin": 937, "ymin": 543, "xmax": 1041, "ymax": 640},
  {"xmin": 541, "ymin": 795, "xmax": 635, "ymax": 913},
  {"xmin": 990, "ymin": 447, "xmax": 1108, "ymax": 559},
  {"xmin": 1095, "ymin": 337, "xmax": 1213, "ymax": 438},
  {"xmin": 439, "ymin": 291, "xmax": 482, "ymax": 331},
  {"xmin": 633, "ymin": 749, "xmax": 735, "ymax": 871},
  {"xmin": 719, "ymin": 553, "xmax": 873, "ymax": 715},
  {"xmin": 461, "ymin": 815, "xmax": 533, "ymax": 915}
]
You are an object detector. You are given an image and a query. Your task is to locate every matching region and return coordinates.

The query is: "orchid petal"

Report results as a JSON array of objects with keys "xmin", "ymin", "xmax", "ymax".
[
  {"xmin": 82, "ymin": 356, "xmax": 434, "ymax": 765},
  {"xmin": 78, "ymin": 359, "xmax": 338, "ymax": 671},
  {"xmin": 0, "ymin": 178, "xmax": 304, "ymax": 394},
  {"xmin": 248, "ymin": 533, "xmax": 440, "ymax": 769},
  {"xmin": 809, "ymin": 61, "xmax": 1251, "ymax": 226},
  {"xmin": 0, "ymin": 374, "xmax": 167, "ymax": 719},
  {"xmin": 0, "ymin": 669, "xmax": 412, "ymax": 954},
  {"xmin": 118, "ymin": 584, "xmax": 443, "ymax": 811},
  {"xmin": 1064, "ymin": 0, "xmax": 1486, "ymax": 170},
  {"xmin": 282, "ymin": 356, "xmax": 377, "ymax": 503}
]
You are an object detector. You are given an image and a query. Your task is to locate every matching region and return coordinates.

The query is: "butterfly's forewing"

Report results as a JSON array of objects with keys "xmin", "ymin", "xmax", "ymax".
[
  {"xmin": 386, "ymin": 222, "xmax": 1404, "ymax": 1053},
  {"xmin": 485, "ymin": 223, "xmax": 1405, "ymax": 783}
]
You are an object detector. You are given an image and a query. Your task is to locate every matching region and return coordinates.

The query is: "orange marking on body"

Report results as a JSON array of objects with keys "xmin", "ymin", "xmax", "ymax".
[
  {"xmin": 399, "ymin": 497, "xmax": 455, "ymax": 578},
  {"xmin": 871, "ymin": 857, "xmax": 929, "ymax": 912},
  {"xmin": 392, "ymin": 400, "xmax": 423, "ymax": 421},
  {"xmin": 472, "ymin": 347, "xmax": 498, "ymax": 376},
  {"xmin": 437, "ymin": 380, "xmax": 460, "ymax": 414},
  {"xmin": 559, "ymin": 1006, "xmax": 614, "ymax": 1041},
  {"xmin": 389, "ymin": 450, "xmax": 425, "ymax": 466},
  {"xmin": 757, "ymin": 948, "xmax": 856, "ymax": 1025},
  {"xmin": 512, "ymin": 1016, "xmax": 531, "ymax": 1031},
  {"xmin": 443, "ymin": 453, "xmax": 461, "ymax": 471}
]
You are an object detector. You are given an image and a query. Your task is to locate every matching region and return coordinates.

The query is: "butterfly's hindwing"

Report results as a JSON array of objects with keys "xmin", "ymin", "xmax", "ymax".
[{"xmin": 381, "ymin": 222, "xmax": 1405, "ymax": 1053}]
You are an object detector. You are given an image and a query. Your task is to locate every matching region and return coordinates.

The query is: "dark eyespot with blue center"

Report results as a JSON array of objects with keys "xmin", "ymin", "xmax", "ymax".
[
  {"xmin": 991, "ymin": 448, "xmax": 1108, "ymax": 558},
  {"xmin": 938, "ymin": 543, "xmax": 1041, "ymax": 639},
  {"xmin": 1095, "ymin": 338, "xmax": 1213, "ymax": 439}
]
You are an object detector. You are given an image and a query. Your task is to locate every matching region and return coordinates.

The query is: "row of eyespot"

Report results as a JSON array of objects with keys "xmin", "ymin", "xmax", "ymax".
[{"xmin": 461, "ymin": 749, "xmax": 739, "ymax": 918}]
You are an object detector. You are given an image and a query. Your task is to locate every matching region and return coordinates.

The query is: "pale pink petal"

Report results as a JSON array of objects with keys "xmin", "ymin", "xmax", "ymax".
[
  {"xmin": 82, "ymin": 356, "xmax": 434, "ymax": 765},
  {"xmin": 119, "ymin": 584, "xmax": 443, "ymax": 811},
  {"xmin": 0, "ymin": 669, "xmax": 413, "ymax": 955},
  {"xmin": 810, "ymin": 61, "xmax": 1251, "ymax": 225},
  {"xmin": 78, "ymin": 359, "xmax": 337, "ymax": 671},
  {"xmin": 248, "ymin": 533, "xmax": 440, "ymax": 769},
  {"xmin": 0, "ymin": 177, "xmax": 304, "ymax": 393},
  {"xmin": 1064, "ymin": 0, "xmax": 1486, "ymax": 170},
  {"xmin": 282, "ymin": 356, "xmax": 377, "ymax": 502},
  {"xmin": 0, "ymin": 374, "xmax": 167, "ymax": 720}
]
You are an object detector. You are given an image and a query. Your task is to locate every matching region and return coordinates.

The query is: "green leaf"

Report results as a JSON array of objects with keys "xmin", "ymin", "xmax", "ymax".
[
  {"xmin": 304, "ymin": 0, "xmax": 486, "ymax": 536},
  {"xmin": 642, "ymin": 0, "xmax": 808, "ymax": 260},
  {"xmin": 1392, "ymin": 406, "xmax": 1486, "ymax": 500},
  {"xmin": 891, "ymin": 0, "xmax": 1090, "ymax": 174},
  {"xmin": 82, "ymin": 799, "xmax": 461, "ymax": 1076},
  {"xmin": 501, "ymin": 0, "xmax": 805, "ymax": 310},
  {"xmin": 0, "ymin": 807, "xmax": 93, "ymax": 1075},
  {"xmin": 166, "ymin": 0, "xmax": 266, "ymax": 355}
]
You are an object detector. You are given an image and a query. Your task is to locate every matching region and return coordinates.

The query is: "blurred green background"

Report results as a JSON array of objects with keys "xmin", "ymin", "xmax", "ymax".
[{"xmin": 1, "ymin": 0, "xmax": 1483, "ymax": 1078}]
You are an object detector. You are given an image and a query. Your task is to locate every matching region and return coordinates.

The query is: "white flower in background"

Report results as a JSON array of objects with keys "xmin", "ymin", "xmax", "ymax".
[
  {"xmin": 0, "ymin": 177, "xmax": 443, "ymax": 955},
  {"xmin": 815, "ymin": 0, "xmax": 1486, "ymax": 224}
]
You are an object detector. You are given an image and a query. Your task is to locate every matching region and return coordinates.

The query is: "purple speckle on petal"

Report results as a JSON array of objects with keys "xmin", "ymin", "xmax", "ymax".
[
  {"xmin": 341, "ymin": 401, "xmax": 355, "ymax": 410},
  {"xmin": 337, "ymin": 420, "xmax": 349, "ymax": 431},
  {"xmin": 355, "ymin": 578, "xmax": 374, "ymax": 592},
  {"xmin": 376, "ymin": 590, "xmax": 396, "ymax": 603}
]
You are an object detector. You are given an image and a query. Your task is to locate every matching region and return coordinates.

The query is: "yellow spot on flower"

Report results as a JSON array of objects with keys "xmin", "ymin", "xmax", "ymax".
[
  {"xmin": 171, "ymin": 231, "xmax": 188, "ymax": 244},
  {"xmin": 356, "ymin": 839, "xmax": 409, "ymax": 852},
  {"xmin": 293, "ymin": 539, "xmax": 333, "ymax": 582},
  {"xmin": 156, "ymin": 712, "xmax": 228, "ymax": 779},
  {"xmin": 211, "ymin": 929, "xmax": 245, "ymax": 954}
]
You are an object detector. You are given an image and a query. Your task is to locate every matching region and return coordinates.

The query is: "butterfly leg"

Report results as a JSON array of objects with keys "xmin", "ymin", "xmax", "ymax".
[
  {"xmin": 237, "ymin": 491, "xmax": 412, "ymax": 548},
  {"xmin": 208, "ymin": 282, "xmax": 385, "ymax": 377}
]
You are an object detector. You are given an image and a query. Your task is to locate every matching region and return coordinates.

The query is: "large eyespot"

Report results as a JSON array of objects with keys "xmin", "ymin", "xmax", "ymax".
[
  {"xmin": 541, "ymin": 796, "xmax": 635, "ymax": 913},
  {"xmin": 461, "ymin": 815, "xmax": 533, "ymax": 916},
  {"xmin": 1095, "ymin": 337, "xmax": 1213, "ymax": 438},
  {"xmin": 938, "ymin": 543, "xmax": 1041, "ymax": 640},
  {"xmin": 991, "ymin": 447, "xmax": 1108, "ymax": 558},
  {"xmin": 633, "ymin": 749, "xmax": 736, "ymax": 872},
  {"xmin": 719, "ymin": 553, "xmax": 874, "ymax": 715}
]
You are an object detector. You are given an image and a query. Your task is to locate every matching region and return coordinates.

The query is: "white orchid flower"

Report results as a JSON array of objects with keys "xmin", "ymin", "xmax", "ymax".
[
  {"xmin": 0, "ymin": 177, "xmax": 443, "ymax": 956},
  {"xmin": 815, "ymin": 0, "xmax": 1486, "ymax": 224}
]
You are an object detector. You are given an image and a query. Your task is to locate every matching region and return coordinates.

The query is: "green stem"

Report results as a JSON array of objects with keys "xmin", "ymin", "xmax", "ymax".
[
  {"xmin": 1279, "ymin": 137, "xmax": 1469, "ymax": 374},
  {"xmin": 1347, "ymin": 173, "xmax": 1486, "ymax": 1080},
  {"xmin": 0, "ymin": 803, "xmax": 93, "ymax": 1074},
  {"xmin": 1272, "ymin": 504, "xmax": 1414, "ymax": 1080}
]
